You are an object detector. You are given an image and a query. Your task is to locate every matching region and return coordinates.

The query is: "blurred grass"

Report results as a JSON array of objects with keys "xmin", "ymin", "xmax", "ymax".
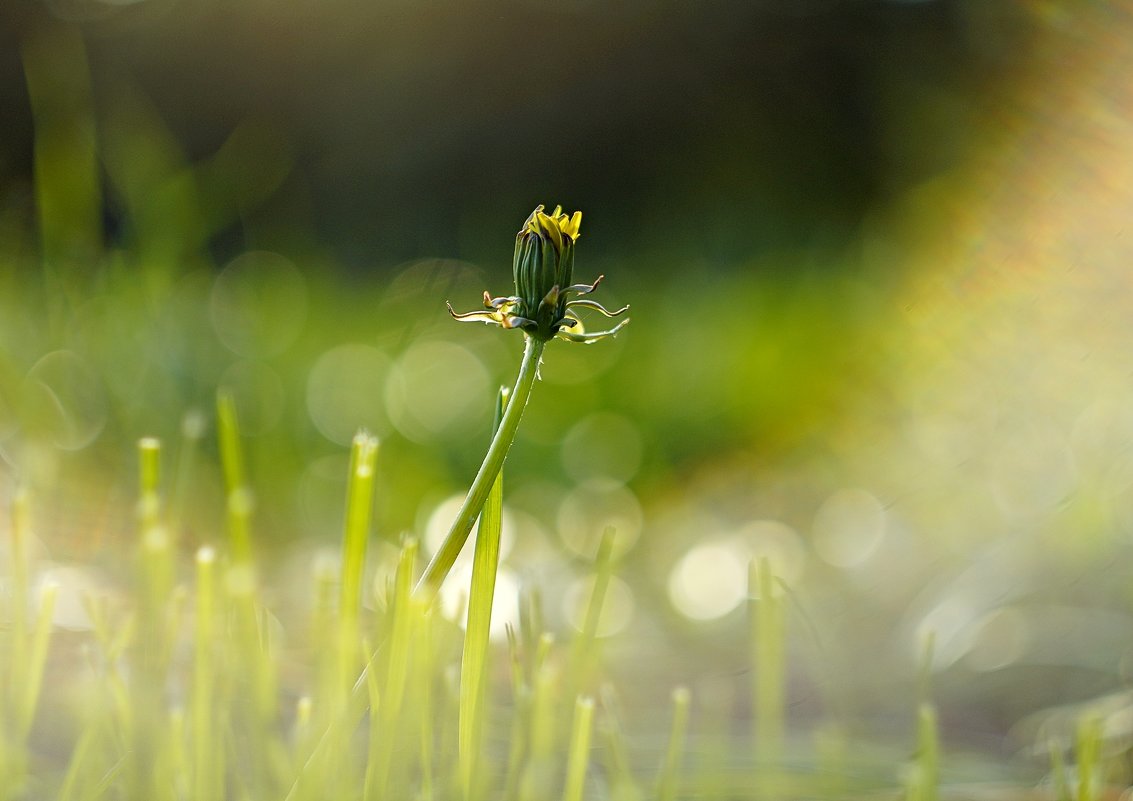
[
  {"xmin": 5, "ymin": 8, "xmax": 1133, "ymax": 801},
  {"xmin": 0, "ymin": 24, "xmax": 897, "ymax": 557}
]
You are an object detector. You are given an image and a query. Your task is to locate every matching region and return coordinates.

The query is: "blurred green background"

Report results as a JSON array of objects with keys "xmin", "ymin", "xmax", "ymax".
[{"xmin": 4, "ymin": 0, "xmax": 1133, "ymax": 770}]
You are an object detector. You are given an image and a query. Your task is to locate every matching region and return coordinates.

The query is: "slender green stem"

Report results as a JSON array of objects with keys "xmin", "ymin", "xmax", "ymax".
[
  {"xmin": 567, "ymin": 527, "xmax": 616, "ymax": 693},
  {"xmin": 289, "ymin": 335, "xmax": 545, "ymax": 801},
  {"xmin": 459, "ymin": 387, "xmax": 508, "ymax": 801},
  {"xmin": 909, "ymin": 702, "xmax": 940, "ymax": 801},
  {"xmin": 751, "ymin": 556, "xmax": 785, "ymax": 771},
  {"xmin": 339, "ymin": 432, "xmax": 379, "ymax": 691},
  {"xmin": 562, "ymin": 696, "xmax": 595, "ymax": 801},
  {"xmin": 1076, "ymin": 715, "xmax": 1102, "ymax": 801},
  {"xmin": 192, "ymin": 547, "xmax": 217, "ymax": 801},
  {"xmin": 415, "ymin": 334, "xmax": 545, "ymax": 601},
  {"xmin": 656, "ymin": 686, "xmax": 690, "ymax": 801}
]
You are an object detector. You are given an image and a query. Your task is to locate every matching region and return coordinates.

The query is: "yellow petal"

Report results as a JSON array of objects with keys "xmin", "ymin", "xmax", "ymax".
[
  {"xmin": 536, "ymin": 210, "xmax": 563, "ymax": 251},
  {"xmin": 524, "ymin": 205, "xmax": 544, "ymax": 235},
  {"xmin": 566, "ymin": 210, "xmax": 582, "ymax": 239}
]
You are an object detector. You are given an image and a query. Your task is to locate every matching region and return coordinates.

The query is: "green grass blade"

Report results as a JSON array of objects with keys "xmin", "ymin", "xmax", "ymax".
[
  {"xmin": 216, "ymin": 389, "xmax": 247, "ymax": 497},
  {"xmin": 57, "ymin": 724, "xmax": 97, "ymax": 801},
  {"xmin": 909, "ymin": 702, "xmax": 940, "ymax": 801},
  {"xmin": 415, "ymin": 608, "xmax": 438, "ymax": 801},
  {"xmin": 364, "ymin": 656, "xmax": 383, "ymax": 799},
  {"xmin": 656, "ymin": 686, "xmax": 690, "ymax": 801},
  {"xmin": 562, "ymin": 696, "xmax": 595, "ymax": 801},
  {"xmin": 339, "ymin": 432, "xmax": 379, "ymax": 690},
  {"xmin": 519, "ymin": 633, "xmax": 558, "ymax": 801},
  {"xmin": 568, "ymin": 526, "xmax": 616, "ymax": 694},
  {"xmin": 365, "ymin": 536, "xmax": 418, "ymax": 800},
  {"xmin": 193, "ymin": 546, "xmax": 218, "ymax": 801},
  {"xmin": 171, "ymin": 410, "xmax": 206, "ymax": 536},
  {"xmin": 9, "ymin": 487, "xmax": 31, "ymax": 692},
  {"xmin": 598, "ymin": 685, "xmax": 641, "ymax": 801},
  {"xmin": 217, "ymin": 391, "xmax": 256, "ymax": 564},
  {"xmin": 167, "ymin": 708, "xmax": 188, "ymax": 801},
  {"xmin": 138, "ymin": 436, "xmax": 162, "ymax": 509},
  {"xmin": 84, "ymin": 753, "xmax": 130, "ymax": 801},
  {"xmin": 501, "ymin": 626, "xmax": 530, "ymax": 801},
  {"xmin": 459, "ymin": 386, "xmax": 508, "ymax": 801},
  {"xmin": 137, "ymin": 437, "xmax": 172, "ymax": 622},
  {"xmin": 908, "ymin": 635, "xmax": 939, "ymax": 801},
  {"xmin": 18, "ymin": 581, "xmax": 57, "ymax": 739},
  {"xmin": 1076, "ymin": 715, "xmax": 1102, "ymax": 801},
  {"xmin": 136, "ymin": 436, "xmax": 173, "ymax": 785},
  {"xmin": 6, "ymin": 486, "xmax": 32, "ymax": 788},
  {"xmin": 416, "ymin": 336, "xmax": 544, "ymax": 601},
  {"xmin": 22, "ymin": 26, "xmax": 102, "ymax": 274},
  {"xmin": 750, "ymin": 556, "xmax": 785, "ymax": 771}
]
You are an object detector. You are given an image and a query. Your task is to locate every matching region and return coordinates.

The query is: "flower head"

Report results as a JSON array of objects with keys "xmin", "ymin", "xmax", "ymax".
[{"xmin": 448, "ymin": 204, "xmax": 629, "ymax": 343}]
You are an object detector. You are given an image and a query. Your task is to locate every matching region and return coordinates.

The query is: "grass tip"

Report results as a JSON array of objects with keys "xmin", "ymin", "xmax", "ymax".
[{"xmin": 182, "ymin": 409, "xmax": 206, "ymax": 439}]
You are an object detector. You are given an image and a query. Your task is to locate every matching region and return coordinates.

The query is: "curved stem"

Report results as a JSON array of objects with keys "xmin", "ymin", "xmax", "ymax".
[{"xmin": 414, "ymin": 334, "xmax": 545, "ymax": 602}]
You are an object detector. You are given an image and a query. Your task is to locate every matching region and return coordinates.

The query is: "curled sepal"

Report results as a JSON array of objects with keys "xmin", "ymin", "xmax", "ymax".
[
  {"xmin": 565, "ymin": 298, "xmax": 630, "ymax": 318},
  {"xmin": 448, "ymin": 301, "xmax": 507, "ymax": 326},
  {"xmin": 484, "ymin": 291, "xmax": 519, "ymax": 310},
  {"xmin": 563, "ymin": 275, "xmax": 605, "ymax": 297},
  {"xmin": 448, "ymin": 298, "xmax": 543, "ymax": 334},
  {"xmin": 555, "ymin": 317, "xmax": 630, "ymax": 344}
]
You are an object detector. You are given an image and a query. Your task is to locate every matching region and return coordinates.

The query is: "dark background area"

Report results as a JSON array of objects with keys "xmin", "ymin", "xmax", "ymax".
[{"xmin": 1, "ymin": 0, "xmax": 1036, "ymax": 273}]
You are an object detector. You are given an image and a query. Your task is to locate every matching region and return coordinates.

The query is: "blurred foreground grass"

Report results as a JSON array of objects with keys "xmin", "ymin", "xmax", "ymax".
[{"xmin": 6, "ymin": 16, "xmax": 1133, "ymax": 801}]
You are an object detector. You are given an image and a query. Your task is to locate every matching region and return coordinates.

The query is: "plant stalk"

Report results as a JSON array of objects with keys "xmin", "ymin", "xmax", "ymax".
[{"xmin": 415, "ymin": 334, "xmax": 544, "ymax": 601}]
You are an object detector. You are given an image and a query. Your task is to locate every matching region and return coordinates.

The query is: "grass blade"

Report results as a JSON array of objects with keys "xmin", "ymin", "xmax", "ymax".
[
  {"xmin": 340, "ymin": 432, "xmax": 379, "ymax": 691},
  {"xmin": 562, "ymin": 696, "xmax": 595, "ymax": 801},
  {"xmin": 193, "ymin": 546, "xmax": 218, "ymax": 801},
  {"xmin": 459, "ymin": 386, "xmax": 508, "ymax": 800},
  {"xmin": 656, "ymin": 686, "xmax": 690, "ymax": 801},
  {"xmin": 365, "ymin": 537, "xmax": 418, "ymax": 800},
  {"xmin": 568, "ymin": 526, "xmax": 616, "ymax": 695},
  {"xmin": 750, "ymin": 556, "xmax": 785, "ymax": 772}
]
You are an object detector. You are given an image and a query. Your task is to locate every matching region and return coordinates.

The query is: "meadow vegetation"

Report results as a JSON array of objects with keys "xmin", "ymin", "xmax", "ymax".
[{"xmin": 4, "ymin": 21, "xmax": 1133, "ymax": 801}]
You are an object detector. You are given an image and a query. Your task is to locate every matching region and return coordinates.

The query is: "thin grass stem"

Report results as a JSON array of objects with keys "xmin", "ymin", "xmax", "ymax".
[
  {"xmin": 9, "ymin": 487, "xmax": 30, "ymax": 711},
  {"xmin": 908, "ymin": 633, "xmax": 939, "ymax": 801},
  {"xmin": 598, "ymin": 685, "xmax": 641, "ymax": 800},
  {"xmin": 216, "ymin": 389, "xmax": 246, "ymax": 496},
  {"xmin": 193, "ymin": 546, "xmax": 217, "ymax": 801},
  {"xmin": 519, "ymin": 634, "xmax": 557, "ymax": 801},
  {"xmin": 1076, "ymin": 715, "xmax": 1102, "ymax": 801},
  {"xmin": 57, "ymin": 724, "xmax": 97, "ymax": 801},
  {"xmin": 135, "ymin": 437, "xmax": 172, "ymax": 795},
  {"xmin": 339, "ymin": 432, "xmax": 379, "ymax": 691},
  {"xmin": 458, "ymin": 386, "xmax": 508, "ymax": 800},
  {"xmin": 501, "ymin": 626, "xmax": 530, "ymax": 801},
  {"xmin": 217, "ymin": 391, "xmax": 254, "ymax": 564},
  {"xmin": 568, "ymin": 527, "xmax": 615, "ymax": 694},
  {"xmin": 170, "ymin": 410, "xmax": 205, "ymax": 536},
  {"xmin": 750, "ymin": 556, "xmax": 785, "ymax": 771},
  {"xmin": 416, "ymin": 335, "xmax": 544, "ymax": 601},
  {"xmin": 656, "ymin": 686, "xmax": 690, "ymax": 801},
  {"xmin": 365, "ymin": 537, "xmax": 418, "ymax": 799},
  {"xmin": 19, "ymin": 581, "xmax": 56, "ymax": 740},
  {"xmin": 416, "ymin": 608, "xmax": 437, "ymax": 801},
  {"xmin": 562, "ymin": 696, "xmax": 595, "ymax": 801}
]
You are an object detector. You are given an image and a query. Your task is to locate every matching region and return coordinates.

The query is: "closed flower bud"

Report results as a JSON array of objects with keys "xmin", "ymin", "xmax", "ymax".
[
  {"xmin": 448, "ymin": 204, "xmax": 629, "ymax": 343},
  {"xmin": 510, "ymin": 205, "xmax": 581, "ymax": 340}
]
